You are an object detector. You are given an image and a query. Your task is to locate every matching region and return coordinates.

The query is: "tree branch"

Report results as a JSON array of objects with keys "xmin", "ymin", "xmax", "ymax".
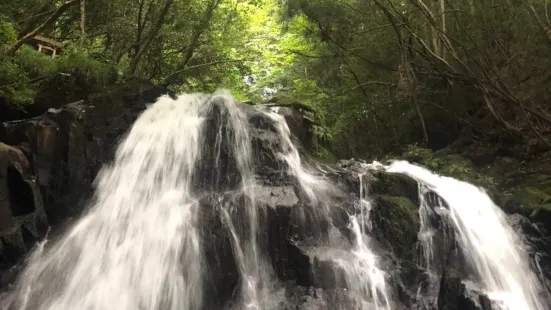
[
  {"xmin": 161, "ymin": 59, "xmax": 250, "ymax": 83},
  {"xmin": 286, "ymin": 50, "xmax": 332, "ymax": 58},
  {"xmin": 352, "ymin": 81, "xmax": 397, "ymax": 89},
  {"xmin": 130, "ymin": 0, "xmax": 174, "ymax": 73}
]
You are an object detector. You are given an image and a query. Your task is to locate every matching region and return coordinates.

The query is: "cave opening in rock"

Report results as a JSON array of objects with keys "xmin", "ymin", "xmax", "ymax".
[{"xmin": 7, "ymin": 166, "xmax": 35, "ymax": 216}]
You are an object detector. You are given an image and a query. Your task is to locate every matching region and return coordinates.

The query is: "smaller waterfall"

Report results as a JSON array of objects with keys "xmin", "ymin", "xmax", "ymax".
[
  {"xmin": 415, "ymin": 182, "xmax": 454, "ymax": 306},
  {"xmin": 266, "ymin": 110, "xmax": 392, "ymax": 309},
  {"xmin": 264, "ymin": 111, "xmax": 327, "ymax": 204},
  {"xmin": 346, "ymin": 216, "xmax": 391, "ymax": 309},
  {"xmin": 382, "ymin": 160, "xmax": 547, "ymax": 310},
  {"xmin": 210, "ymin": 92, "xmax": 275, "ymax": 309},
  {"xmin": 341, "ymin": 174, "xmax": 392, "ymax": 310}
]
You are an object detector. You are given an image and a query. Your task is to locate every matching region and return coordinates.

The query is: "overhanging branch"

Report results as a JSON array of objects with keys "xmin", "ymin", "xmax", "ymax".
[{"xmin": 161, "ymin": 59, "xmax": 250, "ymax": 83}]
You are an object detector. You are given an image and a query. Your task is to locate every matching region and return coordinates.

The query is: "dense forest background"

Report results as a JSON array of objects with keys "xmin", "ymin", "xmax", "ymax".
[{"xmin": 2, "ymin": 0, "xmax": 551, "ymax": 163}]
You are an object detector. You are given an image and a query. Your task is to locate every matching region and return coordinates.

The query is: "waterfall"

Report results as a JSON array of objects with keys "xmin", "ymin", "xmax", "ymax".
[
  {"xmin": 265, "ymin": 111, "xmax": 392, "ymax": 309},
  {"xmin": 2, "ymin": 94, "xmax": 209, "ymax": 310},
  {"xmin": 208, "ymin": 92, "xmax": 275, "ymax": 309},
  {"xmin": 382, "ymin": 160, "xmax": 548, "ymax": 310},
  {"xmin": 0, "ymin": 92, "xmax": 276, "ymax": 310},
  {"xmin": 1, "ymin": 90, "xmax": 549, "ymax": 310}
]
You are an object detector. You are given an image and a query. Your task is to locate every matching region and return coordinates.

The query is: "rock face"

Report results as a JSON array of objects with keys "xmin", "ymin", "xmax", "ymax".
[
  {"xmin": 0, "ymin": 79, "xmax": 167, "ymax": 223},
  {"xmin": 0, "ymin": 85, "xmax": 550, "ymax": 310}
]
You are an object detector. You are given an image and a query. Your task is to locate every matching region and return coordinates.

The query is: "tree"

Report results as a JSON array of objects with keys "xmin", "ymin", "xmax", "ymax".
[{"xmin": 7, "ymin": 0, "xmax": 78, "ymax": 56}]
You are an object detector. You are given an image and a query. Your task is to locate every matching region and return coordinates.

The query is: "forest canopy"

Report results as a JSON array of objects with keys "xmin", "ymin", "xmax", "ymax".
[{"xmin": 2, "ymin": 0, "xmax": 551, "ymax": 160}]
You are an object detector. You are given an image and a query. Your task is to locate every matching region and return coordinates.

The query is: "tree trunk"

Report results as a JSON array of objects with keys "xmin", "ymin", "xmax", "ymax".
[
  {"xmin": 80, "ymin": 0, "xmax": 86, "ymax": 44},
  {"xmin": 440, "ymin": 0, "xmax": 446, "ymax": 59}
]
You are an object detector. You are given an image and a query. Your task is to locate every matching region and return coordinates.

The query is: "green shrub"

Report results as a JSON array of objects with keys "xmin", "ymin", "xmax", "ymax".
[
  {"xmin": 0, "ymin": 59, "xmax": 35, "ymax": 105},
  {"xmin": 0, "ymin": 45, "xmax": 120, "ymax": 107},
  {"xmin": 29, "ymin": 51, "xmax": 118, "ymax": 106},
  {"xmin": 14, "ymin": 46, "xmax": 57, "ymax": 78},
  {"xmin": 0, "ymin": 19, "xmax": 16, "ymax": 45},
  {"xmin": 56, "ymin": 51, "xmax": 117, "ymax": 84}
]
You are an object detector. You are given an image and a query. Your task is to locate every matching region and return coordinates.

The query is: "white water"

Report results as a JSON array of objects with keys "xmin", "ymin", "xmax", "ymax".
[
  {"xmin": 265, "ymin": 111, "xmax": 392, "ymax": 309},
  {"xmin": 3, "ymin": 94, "xmax": 208, "ymax": 310},
  {"xmin": 352, "ymin": 174, "xmax": 391, "ymax": 309},
  {"xmin": 211, "ymin": 92, "xmax": 275, "ymax": 309},
  {"xmin": 1, "ymin": 92, "xmax": 277, "ymax": 310},
  {"xmin": 264, "ymin": 111, "xmax": 326, "ymax": 204},
  {"xmin": 381, "ymin": 160, "xmax": 547, "ymax": 310}
]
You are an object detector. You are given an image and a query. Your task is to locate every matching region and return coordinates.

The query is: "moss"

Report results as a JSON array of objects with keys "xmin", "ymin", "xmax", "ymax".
[
  {"xmin": 372, "ymin": 195, "xmax": 419, "ymax": 260},
  {"xmin": 370, "ymin": 172, "xmax": 419, "ymax": 206},
  {"xmin": 397, "ymin": 145, "xmax": 494, "ymax": 188}
]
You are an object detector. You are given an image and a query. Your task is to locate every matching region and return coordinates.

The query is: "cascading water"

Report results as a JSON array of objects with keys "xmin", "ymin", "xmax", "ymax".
[
  {"xmin": 2, "ymin": 94, "xmax": 209, "ymax": 310},
  {"xmin": 2, "ymin": 89, "xmax": 550, "ymax": 310},
  {"xmin": 379, "ymin": 160, "xmax": 548, "ymax": 310},
  {"xmin": 209, "ymin": 92, "xmax": 276, "ymax": 309},
  {"xmin": 265, "ymin": 111, "xmax": 392, "ymax": 309},
  {"xmin": 0, "ymin": 91, "xmax": 276, "ymax": 310}
]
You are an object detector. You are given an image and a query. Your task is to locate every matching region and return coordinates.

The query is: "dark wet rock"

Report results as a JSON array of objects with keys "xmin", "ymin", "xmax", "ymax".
[
  {"xmin": 279, "ymin": 284, "xmax": 371, "ymax": 310},
  {"xmin": 0, "ymin": 80, "xmax": 167, "ymax": 224},
  {"xmin": 393, "ymin": 260, "xmax": 432, "ymax": 309},
  {"xmin": 0, "ymin": 143, "xmax": 48, "ymax": 286},
  {"xmin": 437, "ymin": 270, "xmax": 492, "ymax": 310},
  {"xmin": 370, "ymin": 171, "xmax": 420, "ymax": 206},
  {"xmin": 371, "ymin": 195, "xmax": 419, "ymax": 261},
  {"xmin": 197, "ymin": 193, "xmax": 239, "ymax": 309},
  {"xmin": 0, "ymin": 80, "xmax": 168, "ymax": 286},
  {"xmin": 508, "ymin": 213, "xmax": 551, "ymax": 295}
]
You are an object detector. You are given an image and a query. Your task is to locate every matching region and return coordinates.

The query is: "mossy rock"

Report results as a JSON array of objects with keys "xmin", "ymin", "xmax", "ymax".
[
  {"xmin": 369, "ymin": 172, "xmax": 419, "ymax": 206},
  {"xmin": 396, "ymin": 145, "xmax": 494, "ymax": 189},
  {"xmin": 371, "ymin": 195, "xmax": 419, "ymax": 260}
]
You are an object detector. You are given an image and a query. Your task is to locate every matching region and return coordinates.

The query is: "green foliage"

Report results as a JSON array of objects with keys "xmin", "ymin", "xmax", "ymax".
[
  {"xmin": 0, "ymin": 19, "xmax": 16, "ymax": 45},
  {"xmin": 0, "ymin": 19, "xmax": 30, "ymax": 104},
  {"xmin": 1, "ymin": 0, "xmax": 550, "ymax": 169},
  {"xmin": 14, "ymin": 46, "xmax": 57, "ymax": 78},
  {"xmin": 54, "ymin": 50, "xmax": 118, "ymax": 90},
  {"xmin": 0, "ymin": 59, "xmax": 34, "ymax": 105},
  {"xmin": 399, "ymin": 145, "xmax": 494, "ymax": 188},
  {"xmin": 0, "ymin": 44, "xmax": 118, "ymax": 107},
  {"xmin": 512, "ymin": 187, "xmax": 551, "ymax": 209}
]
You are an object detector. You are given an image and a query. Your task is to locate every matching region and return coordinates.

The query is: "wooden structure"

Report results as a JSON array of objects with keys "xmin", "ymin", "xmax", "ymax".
[{"xmin": 26, "ymin": 35, "xmax": 64, "ymax": 57}]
